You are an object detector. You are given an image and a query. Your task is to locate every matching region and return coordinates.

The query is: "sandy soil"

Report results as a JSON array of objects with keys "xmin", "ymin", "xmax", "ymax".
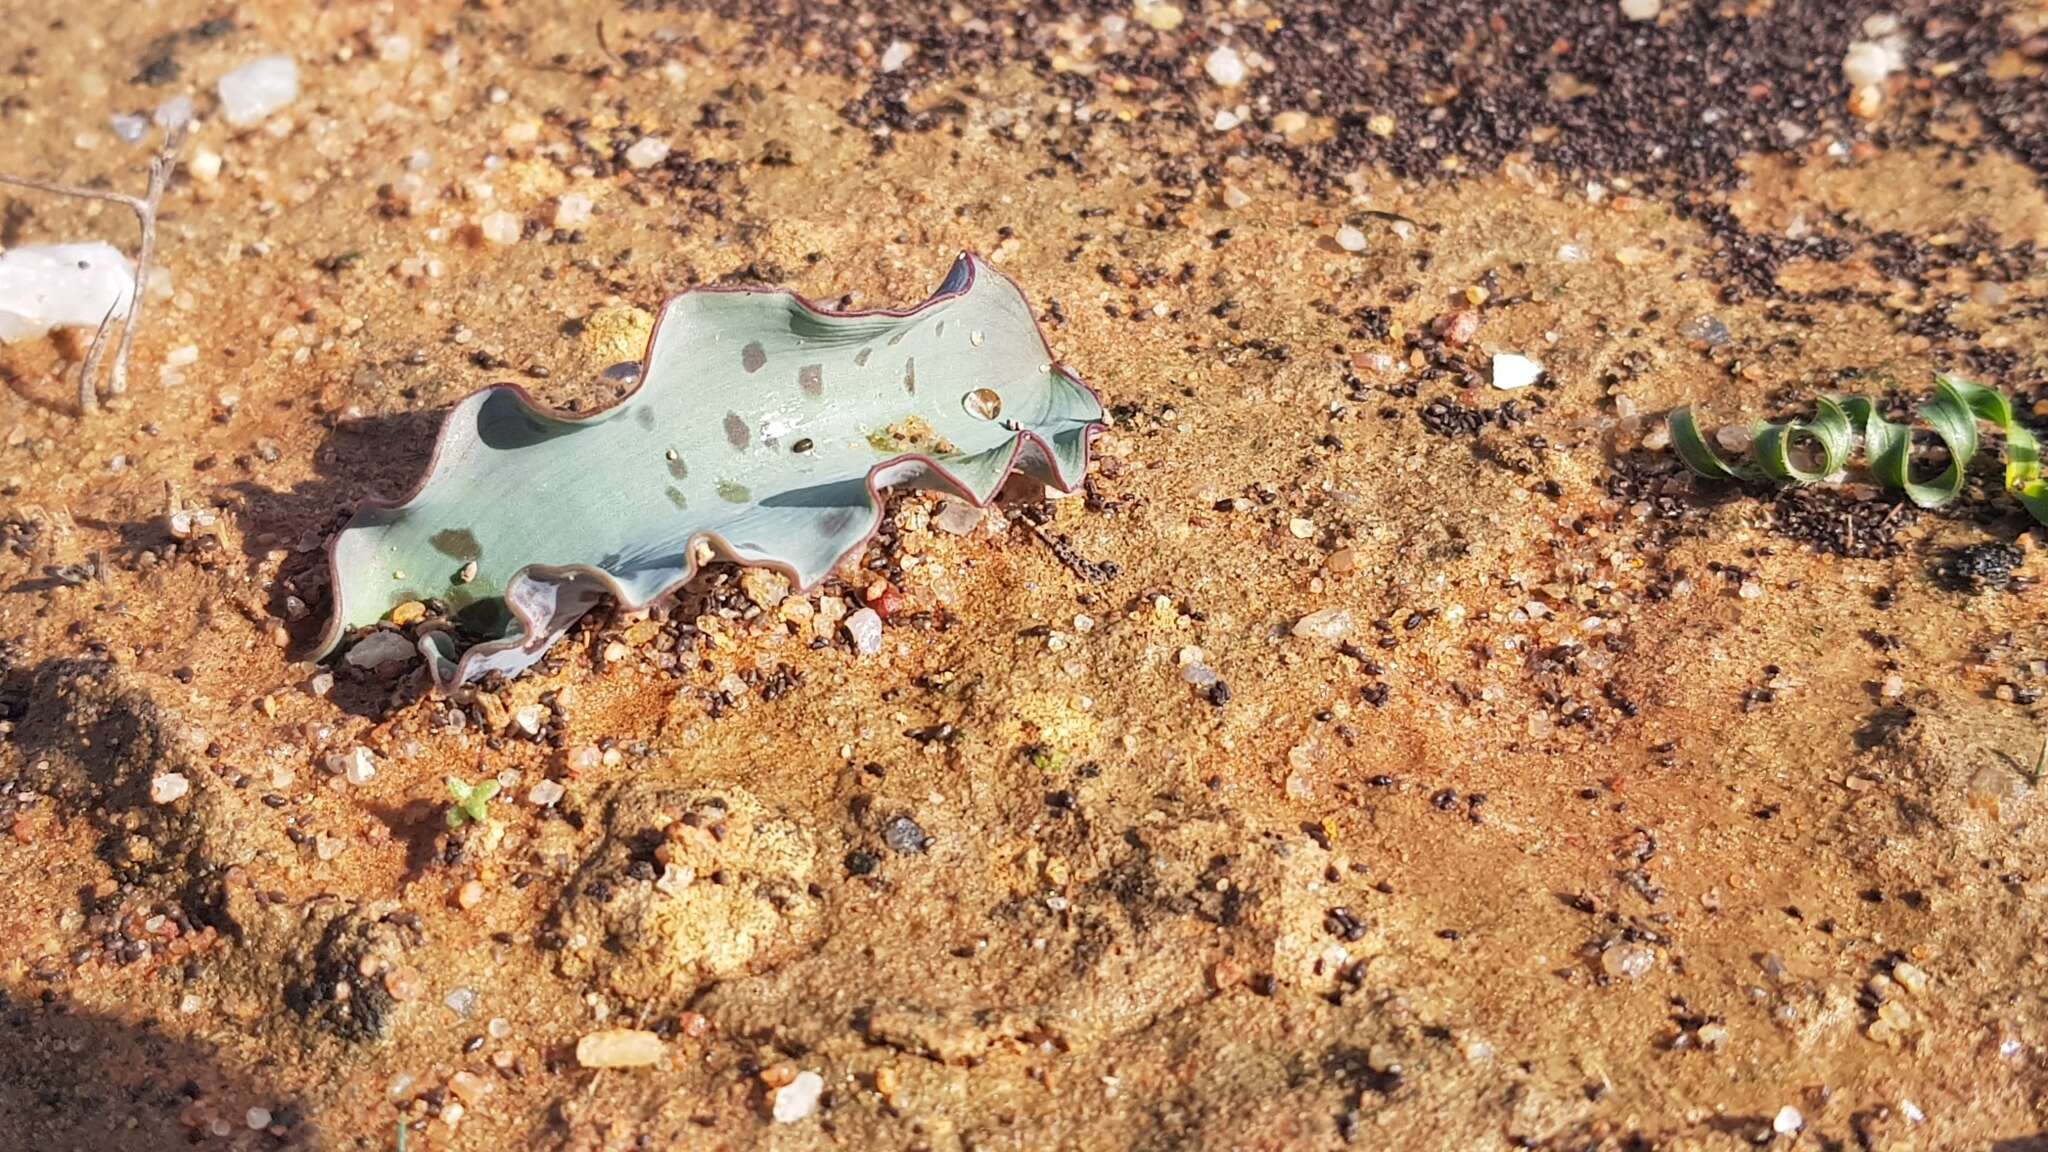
[{"xmin": 2, "ymin": 2, "xmax": 2047, "ymax": 1150}]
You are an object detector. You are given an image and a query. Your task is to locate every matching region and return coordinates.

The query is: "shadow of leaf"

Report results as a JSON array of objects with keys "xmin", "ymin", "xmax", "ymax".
[{"xmin": 0, "ymin": 984, "xmax": 326, "ymax": 1147}]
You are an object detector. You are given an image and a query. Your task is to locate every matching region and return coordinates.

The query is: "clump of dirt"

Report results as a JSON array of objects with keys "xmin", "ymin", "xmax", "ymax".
[
  {"xmin": 550, "ymin": 784, "xmax": 822, "ymax": 1005},
  {"xmin": 281, "ymin": 904, "xmax": 421, "ymax": 1045},
  {"xmin": 8, "ymin": 661, "xmax": 234, "ymax": 926}
]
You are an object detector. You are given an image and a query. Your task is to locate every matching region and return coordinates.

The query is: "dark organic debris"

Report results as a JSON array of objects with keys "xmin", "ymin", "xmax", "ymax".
[
  {"xmin": 1935, "ymin": 540, "xmax": 2025, "ymax": 592},
  {"xmin": 1769, "ymin": 487, "xmax": 1916, "ymax": 560},
  {"xmin": 656, "ymin": 0, "xmax": 2048, "ymax": 188}
]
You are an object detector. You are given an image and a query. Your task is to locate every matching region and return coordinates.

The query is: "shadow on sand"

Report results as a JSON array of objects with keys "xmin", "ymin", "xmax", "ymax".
[{"xmin": 0, "ymin": 986, "xmax": 325, "ymax": 1149}]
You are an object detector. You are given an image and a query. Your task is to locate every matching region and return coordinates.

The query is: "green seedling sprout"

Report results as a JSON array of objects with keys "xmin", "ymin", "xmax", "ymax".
[{"xmin": 446, "ymin": 776, "xmax": 500, "ymax": 828}]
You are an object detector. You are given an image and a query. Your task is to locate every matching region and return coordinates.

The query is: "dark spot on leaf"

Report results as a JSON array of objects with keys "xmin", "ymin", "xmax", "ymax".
[
  {"xmin": 799, "ymin": 363, "xmax": 824, "ymax": 397},
  {"xmin": 667, "ymin": 452, "xmax": 688, "ymax": 480},
  {"xmin": 903, "ymin": 356, "xmax": 917, "ymax": 395},
  {"xmin": 666, "ymin": 486, "xmax": 688, "ymax": 511},
  {"xmin": 634, "ymin": 406, "xmax": 655, "ymax": 430},
  {"xmin": 718, "ymin": 481, "xmax": 751, "ymax": 503},
  {"xmin": 741, "ymin": 341, "xmax": 766, "ymax": 373},
  {"xmin": 724, "ymin": 412, "xmax": 750, "ymax": 449},
  {"xmin": 854, "ymin": 348, "xmax": 872, "ymax": 367},
  {"xmin": 430, "ymin": 529, "xmax": 481, "ymax": 562}
]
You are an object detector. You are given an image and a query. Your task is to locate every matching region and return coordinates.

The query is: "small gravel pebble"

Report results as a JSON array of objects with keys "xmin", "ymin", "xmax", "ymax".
[
  {"xmin": 1773, "ymin": 1105, "xmax": 1804, "ymax": 1135},
  {"xmin": 1842, "ymin": 41, "xmax": 1897, "ymax": 87},
  {"xmin": 1435, "ymin": 310, "xmax": 1481, "ymax": 345},
  {"xmin": 1679, "ymin": 314, "xmax": 1732, "ymax": 347},
  {"xmin": 345, "ymin": 631, "xmax": 417, "ymax": 669},
  {"xmin": 1620, "ymin": 0, "xmax": 1662, "ymax": 20},
  {"xmin": 1134, "ymin": 0, "xmax": 1183, "ymax": 31},
  {"xmin": 883, "ymin": 814, "xmax": 930, "ymax": 855},
  {"xmin": 478, "ymin": 211, "xmax": 520, "ymax": 245},
  {"xmin": 1893, "ymin": 961, "xmax": 1929, "ymax": 995},
  {"xmin": 1490, "ymin": 353, "xmax": 1542, "ymax": 391},
  {"xmin": 152, "ymin": 95, "xmax": 195, "ymax": 129},
  {"xmin": 624, "ymin": 136, "xmax": 670, "ymax": 170},
  {"xmin": 740, "ymin": 568, "xmax": 791, "ymax": 609},
  {"xmin": 1600, "ymin": 942, "xmax": 1656, "ymax": 980},
  {"xmin": 448, "ymin": 1071, "xmax": 490, "ymax": 1106},
  {"xmin": 383, "ymin": 967, "xmax": 423, "ymax": 1002},
  {"xmin": 1334, "ymin": 225, "xmax": 1368, "ymax": 253},
  {"xmin": 327, "ymin": 746, "xmax": 376, "ymax": 786},
  {"xmin": 576, "ymin": 1028, "xmax": 665, "ymax": 1068},
  {"xmin": 150, "ymin": 773, "xmax": 190, "ymax": 804},
  {"xmin": 1292, "ymin": 608, "xmax": 1354, "ymax": 642},
  {"xmin": 553, "ymin": 193, "xmax": 593, "ymax": 230},
  {"xmin": 772, "ymin": 1071, "xmax": 825, "ymax": 1123},
  {"xmin": 844, "ymin": 607, "xmax": 883, "ymax": 656},
  {"xmin": 217, "ymin": 55, "xmax": 299, "ymax": 127},
  {"xmin": 1204, "ymin": 46, "xmax": 1246, "ymax": 88},
  {"xmin": 932, "ymin": 499, "xmax": 983, "ymax": 535}
]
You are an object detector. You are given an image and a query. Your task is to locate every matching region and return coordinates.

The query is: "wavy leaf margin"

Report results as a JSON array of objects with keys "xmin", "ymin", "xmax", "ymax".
[{"xmin": 314, "ymin": 253, "xmax": 1108, "ymax": 689}]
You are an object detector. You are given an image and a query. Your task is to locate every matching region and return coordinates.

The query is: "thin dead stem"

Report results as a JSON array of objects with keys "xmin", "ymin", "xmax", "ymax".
[
  {"xmin": 0, "ymin": 174, "xmax": 143, "ymax": 213},
  {"xmin": 0, "ymin": 122, "xmax": 186, "ymax": 412},
  {"xmin": 77, "ymin": 304, "xmax": 117, "ymax": 414},
  {"xmin": 110, "ymin": 124, "xmax": 185, "ymax": 395}
]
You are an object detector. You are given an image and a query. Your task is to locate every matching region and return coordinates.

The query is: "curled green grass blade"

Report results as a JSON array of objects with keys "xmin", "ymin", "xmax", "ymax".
[
  {"xmin": 1667, "ymin": 374, "xmax": 2048, "ymax": 527},
  {"xmin": 1667, "ymin": 404, "xmax": 1746, "ymax": 480},
  {"xmin": 1752, "ymin": 396, "xmax": 1852, "ymax": 484},
  {"xmin": 1668, "ymin": 397, "xmax": 1850, "ymax": 485}
]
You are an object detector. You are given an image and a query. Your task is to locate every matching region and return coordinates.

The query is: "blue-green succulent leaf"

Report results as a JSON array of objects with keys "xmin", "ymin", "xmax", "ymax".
[{"xmin": 317, "ymin": 253, "xmax": 1105, "ymax": 688}]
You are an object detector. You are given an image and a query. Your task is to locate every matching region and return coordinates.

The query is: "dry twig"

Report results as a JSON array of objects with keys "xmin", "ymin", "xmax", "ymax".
[
  {"xmin": 77, "ymin": 305, "xmax": 118, "ymax": 414},
  {"xmin": 0, "ymin": 122, "xmax": 187, "ymax": 413}
]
